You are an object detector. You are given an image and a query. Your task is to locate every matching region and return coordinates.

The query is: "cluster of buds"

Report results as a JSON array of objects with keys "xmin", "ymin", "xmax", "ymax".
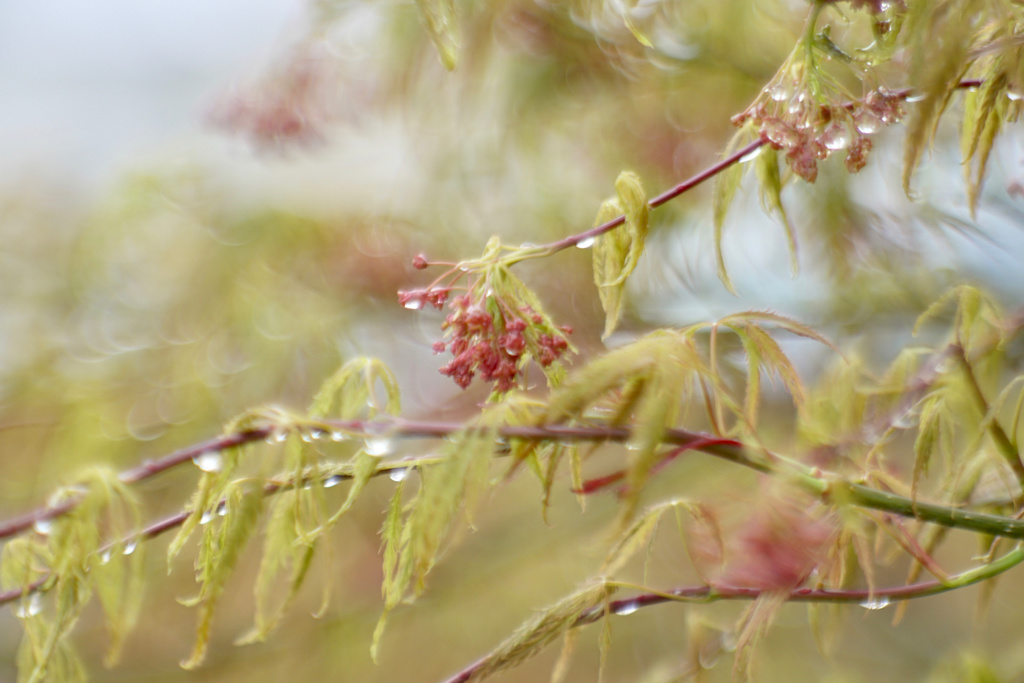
[
  {"xmin": 733, "ymin": 82, "xmax": 904, "ymax": 183},
  {"xmin": 432, "ymin": 295, "xmax": 571, "ymax": 392},
  {"xmin": 399, "ymin": 252, "xmax": 573, "ymax": 393}
]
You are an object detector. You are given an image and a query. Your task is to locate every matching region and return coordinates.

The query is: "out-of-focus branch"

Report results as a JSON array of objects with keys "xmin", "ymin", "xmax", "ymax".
[
  {"xmin": 4, "ymin": 414, "xmax": 1024, "ymax": 563},
  {"xmin": 0, "ymin": 429, "xmax": 273, "ymax": 542},
  {"xmin": 441, "ymin": 545, "xmax": 1024, "ymax": 683}
]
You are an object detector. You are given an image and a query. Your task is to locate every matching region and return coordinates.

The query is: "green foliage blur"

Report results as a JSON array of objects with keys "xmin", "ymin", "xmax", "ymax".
[{"xmin": 2, "ymin": 0, "xmax": 1023, "ymax": 681}]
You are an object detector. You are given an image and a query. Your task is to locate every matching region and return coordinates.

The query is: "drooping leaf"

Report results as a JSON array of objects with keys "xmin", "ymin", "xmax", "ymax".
[
  {"xmin": 592, "ymin": 172, "xmax": 649, "ymax": 338},
  {"xmin": 545, "ymin": 331, "xmax": 706, "ymax": 521},
  {"xmin": 712, "ymin": 133, "xmax": 749, "ymax": 295},
  {"xmin": 310, "ymin": 356, "xmax": 401, "ymax": 420},
  {"xmin": 601, "ymin": 499, "xmax": 704, "ymax": 576},
  {"xmin": 901, "ymin": 0, "xmax": 980, "ymax": 195},
  {"xmin": 373, "ymin": 478, "xmax": 409, "ymax": 662},
  {"xmin": 754, "ymin": 146, "xmax": 798, "ymax": 276},
  {"xmin": 732, "ymin": 591, "xmax": 788, "ymax": 681},
  {"xmin": 458, "ymin": 581, "xmax": 614, "ymax": 683},
  {"xmin": 619, "ymin": 0, "xmax": 653, "ymax": 48},
  {"xmin": 415, "ymin": 0, "xmax": 459, "ymax": 70},
  {"xmin": 180, "ymin": 480, "xmax": 263, "ymax": 669}
]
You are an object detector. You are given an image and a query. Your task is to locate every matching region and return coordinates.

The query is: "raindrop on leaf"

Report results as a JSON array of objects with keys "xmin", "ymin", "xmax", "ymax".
[
  {"xmin": 192, "ymin": 452, "xmax": 224, "ymax": 473},
  {"xmin": 14, "ymin": 594, "xmax": 42, "ymax": 619},
  {"xmin": 364, "ymin": 437, "xmax": 393, "ymax": 456}
]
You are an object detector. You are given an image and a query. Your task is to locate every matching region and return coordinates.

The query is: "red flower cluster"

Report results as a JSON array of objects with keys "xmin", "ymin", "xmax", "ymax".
[
  {"xmin": 429, "ymin": 293, "xmax": 571, "ymax": 392},
  {"xmin": 734, "ymin": 86, "xmax": 904, "ymax": 182}
]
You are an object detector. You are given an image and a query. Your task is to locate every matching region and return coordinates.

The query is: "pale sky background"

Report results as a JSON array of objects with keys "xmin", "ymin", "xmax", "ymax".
[{"xmin": 0, "ymin": 1, "xmax": 304, "ymax": 191}]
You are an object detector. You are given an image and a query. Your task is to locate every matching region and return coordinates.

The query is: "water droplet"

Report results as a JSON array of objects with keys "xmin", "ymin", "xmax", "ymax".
[
  {"xmin": 15, "ymin": 594, "xmax": 42, "ymax": 618},
  {"xmin": 576, "ymin": 236, "xmax": 596, "ymax": 249},
  {"xmin": 389, "ymin": 468, "xmax": 409, "ymax": 482},
  {"xmin": 100, "ymin": 550, "xmax": 112, "ymax": 565},
  {"xmin": 33, "ymin": 519, "xmax": 52, "ymax": 535},
  {"xmin": 123, "ymin": 540, "xmax": 137, "ymax": 556},
  {"xmin": 698, "ymin": 646, "xmax": 720, "ymax": 669},
  {"xmin": 904, "ymin": 93, "xmax": 926, "ymax": 103},
  {"xmin": 192, "ymin": 452, "xmax": 223, "ymax": 473},
  {"xmin": 330, "ymin": 431, "xmax": 347, "ymax": 442},
  {"xmin": 273, "ymin": 431, "xmax": 288, "ymax": 443},
  {"xmin": 613, "ymin": 601, "xmax": 640, "ymax": 616},
  {"xmin": 364, "ymin": 437, "xmax": 393, "ymax": 456},
  {"xmin": 859, "ymin": 596, "xmax": 890, "ymax": 610},
  {"xmin": 762, "ymin": 120, "xmax": 799, "ymax": 148},
  {"xmin": 892, "ymin": 411, "xmax": 916, "ymax": 429},
  {"xmin": 199, "ymin": 511, "xmax": 214, "ymax": 525},
  {"xmin": 324, "ymin": 475, "xmax": 343, "ymax": 488},
  {"xmin": 854, "ymin": 111, "xmax": 880, "ymax": 134},
  {"xmin": 217, "ymin": 505, "xmax": 229, "ymax": 517},
  {"xmin": 404, "ymin": 299, "xmax": 424, "ymax": 310},
  {"xmin": 767, "ymin": 83, "xmax": 791, "ymax": 102},
  {"xmin": 820, "ymin": 124, "xmax": 850, "ymax": 151},
  {"xmin": 739, "ymin": 146, "xmax": 763, "ymax": 163},
  {"xmin": 1008, "ymin": 91, "xmax": 1023, "ymax": 101}
]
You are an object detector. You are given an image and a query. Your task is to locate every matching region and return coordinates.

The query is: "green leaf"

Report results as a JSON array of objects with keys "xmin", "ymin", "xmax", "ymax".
[
  {"xmin": 913, "ymin": 392, "xmax": 953, "ymax": 501},
  {"xmin": 592, "ymin": 172, "xmax": 649, "ymax": 338},
  {"xmin": 620, "ymin": 0, "xmax": 653, "ymax": 48},
  {"xmin": 601, "ymin": 499, "xmax": 701, "ymax": 576},
  {"xmin": 373, "ymin": 479, "xmax": 409, "ymax": 661},
  {"xmin": 732, "ymin": 591, "xmax": 787, "ymax": 681},
  {"xmin": 415, "ymin": 0, "xmax": 459, "ymax": 70},
  {"xmin": 901, "ymin": 0, "xmax": 979, "ymax": 195},
  {"xmin": 712, "ymin": 133, "xmax": 748, "ymax": 295},
  {"xmin": 181, "ymin": 480, "xmax": 263, "ymax": 669},
  {"xmin": 310, "ymin": 357, "xmax": 401, "ymax": 420},
  {"xmin": 755, "ymin": 146, "xmax": 798, "ymax": 276},
  {"xmin": 458, "ymin": 581, "xmax": 615, "ymax": 683}
]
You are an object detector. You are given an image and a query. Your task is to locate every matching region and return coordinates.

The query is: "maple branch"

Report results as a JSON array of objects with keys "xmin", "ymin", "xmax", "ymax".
[{"xmin": 441, "ymin": 545, "xmax": 1024, "ymax": 683}]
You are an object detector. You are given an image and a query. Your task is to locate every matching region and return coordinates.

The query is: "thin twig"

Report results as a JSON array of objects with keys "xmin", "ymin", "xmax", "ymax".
[{"xmin": 441, "ymin": 546, "xmax": 1024, "ymax": 683}]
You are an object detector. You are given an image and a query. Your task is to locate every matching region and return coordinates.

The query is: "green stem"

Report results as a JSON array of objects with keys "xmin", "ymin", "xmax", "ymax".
[{"xmin": 955, "ymin": 345, "xmax": 1024, "ymax": 486}]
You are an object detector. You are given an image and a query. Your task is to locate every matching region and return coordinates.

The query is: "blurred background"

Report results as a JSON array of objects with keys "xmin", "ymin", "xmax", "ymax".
[{"xmin": 1, "ymin": 0, "xmax": 1024, "ymax": 681}]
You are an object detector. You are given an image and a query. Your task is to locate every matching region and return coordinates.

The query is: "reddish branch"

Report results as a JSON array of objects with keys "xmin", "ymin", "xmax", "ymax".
[
  {"xmin": 533, "ymin": 80, "xmax": 982, "ymax": 256},
  {"xmin": 0, "ymin": 428, "xmax": 273, "ymax": 542},
  {"xmin": 439, "ymin": 573, "xmax": 1003, "ymax": 683}
]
